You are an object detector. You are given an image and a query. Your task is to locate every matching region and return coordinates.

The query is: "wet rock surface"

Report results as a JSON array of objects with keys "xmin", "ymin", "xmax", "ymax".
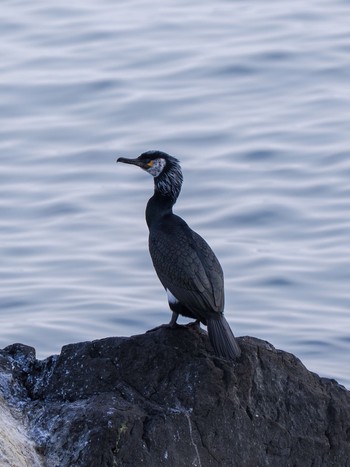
[{"xmin": 1, "ymin": 327, "xmax": 350, "ymax": 466}]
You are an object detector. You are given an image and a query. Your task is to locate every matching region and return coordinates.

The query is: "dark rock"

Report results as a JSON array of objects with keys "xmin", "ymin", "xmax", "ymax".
[
  {"xmin": 1, "ymin": 328, "xmax": 350, "ymax": 466},
  {"xmin": 0, "ymin": 344, "xmax": 44, "ymax": 467}
]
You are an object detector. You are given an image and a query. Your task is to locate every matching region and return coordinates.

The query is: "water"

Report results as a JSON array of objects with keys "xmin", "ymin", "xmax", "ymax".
[{"xmin": 1, "ymin": 0, "xmax": 350, "ymax": 388}]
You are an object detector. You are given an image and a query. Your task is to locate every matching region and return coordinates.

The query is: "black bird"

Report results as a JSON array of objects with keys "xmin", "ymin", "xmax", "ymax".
[{"xmin": 117, "ymin": 150, "xmax": 241, "ymax": 360}]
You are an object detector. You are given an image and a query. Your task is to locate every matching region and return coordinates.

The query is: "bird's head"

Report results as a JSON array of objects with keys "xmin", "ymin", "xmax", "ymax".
[
  {"xmin": 117, "ymin": 150, "xmax": 178, "ymax": 177},
  {"xmin": 117, "ymin": 150, "xmax": 183, "ymax": 201}
]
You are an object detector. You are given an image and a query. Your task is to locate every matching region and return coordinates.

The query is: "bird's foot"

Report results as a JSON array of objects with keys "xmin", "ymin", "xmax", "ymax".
[
  {"xmin": 185, "ymin": 319, "xmax": 201, "ymax": 329},
  {"xmin": 147, "ymin": 311, "xmax": 179, "ymax": 332},
  {"xmin": 185, "ymin": 319, "xmax": 207, "ymax": 335},
  {"xmin": 146, "ymin": 323, "xmax": 181, "ymax": 333}
]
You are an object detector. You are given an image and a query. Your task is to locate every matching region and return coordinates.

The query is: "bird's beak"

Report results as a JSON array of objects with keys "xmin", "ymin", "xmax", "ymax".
[{"xmin": 117, "ymin": 157, "xmax": 147, "ymax": 169}]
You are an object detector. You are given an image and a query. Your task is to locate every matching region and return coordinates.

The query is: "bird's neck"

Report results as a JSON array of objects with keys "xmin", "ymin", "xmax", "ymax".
[
  {"xmin": 145, "ymin": 164, "xmax": 183, "ymax": 229},
  {"xmin": 153, "ymin": 165, "xmax": 182, "ymax": 201},
  {"xmin": 145, "ymin": 192, "xmax": 175, "ymax": 229}
]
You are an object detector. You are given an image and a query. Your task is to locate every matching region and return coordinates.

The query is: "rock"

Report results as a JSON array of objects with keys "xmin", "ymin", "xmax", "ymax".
[
  {"xmin": 0, "ymin": 347, "xmax": 44, "ymax": 467},
  {"xmin": 1, "ymin": 328, "xmax": 350, "ymax": 466}
]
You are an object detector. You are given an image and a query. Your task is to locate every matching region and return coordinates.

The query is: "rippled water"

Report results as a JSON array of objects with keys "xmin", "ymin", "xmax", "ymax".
[{"xmin": 1, "ymin": 0, "xmax": 350, "ymax": 387}]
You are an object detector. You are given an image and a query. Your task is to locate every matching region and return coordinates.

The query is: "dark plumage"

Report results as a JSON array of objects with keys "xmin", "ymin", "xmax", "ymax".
[{"xmin": 117, "ymin": 150, "xmax": 241, "ymax": 360}]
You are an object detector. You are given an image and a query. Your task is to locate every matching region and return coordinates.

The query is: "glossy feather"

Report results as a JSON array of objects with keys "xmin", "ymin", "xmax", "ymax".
[{"xmin": 149, "ymin": 214, "xmax": 224, "ymax": 322}]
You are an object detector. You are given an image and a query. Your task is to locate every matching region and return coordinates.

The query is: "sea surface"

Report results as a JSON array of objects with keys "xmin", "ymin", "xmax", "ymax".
[{"xmin": 1, "ymin": 0, "xmax": 350, "ymax": 388}]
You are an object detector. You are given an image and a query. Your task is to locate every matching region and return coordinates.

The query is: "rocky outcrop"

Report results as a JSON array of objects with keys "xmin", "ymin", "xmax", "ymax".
[
  {"xmin": 1, "ymin": 327, "xmax": 350, "ymax": 466},
  {"xmin": 0, "ymin": 350, "xmax": 44, "ymax": 467}
]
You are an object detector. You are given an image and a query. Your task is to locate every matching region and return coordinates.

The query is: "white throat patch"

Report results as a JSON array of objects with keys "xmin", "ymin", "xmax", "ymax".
[{"xmin": 148, "ymin": 158, "xmax": 166, "ymax": 177}]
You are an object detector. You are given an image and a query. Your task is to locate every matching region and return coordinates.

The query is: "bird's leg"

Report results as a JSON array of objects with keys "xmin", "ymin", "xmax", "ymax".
[
  {"xmin": 168, "ymin": 311, "xmax": 179, "ymax": 327},
  {"xmin": 146, "ymin": 311, "xmax": 181, "ymax": 333}
]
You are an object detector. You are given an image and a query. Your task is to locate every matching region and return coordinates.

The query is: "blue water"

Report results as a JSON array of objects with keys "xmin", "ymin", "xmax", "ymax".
[{"xmin": 1, "ymin": 0, "xmax": 350, "ymax": 388}]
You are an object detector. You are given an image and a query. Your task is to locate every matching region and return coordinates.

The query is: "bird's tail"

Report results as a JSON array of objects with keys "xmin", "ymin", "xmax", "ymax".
[{"xmin": 207, "ymin": 316, "xmax": 241, "ymax": 360}]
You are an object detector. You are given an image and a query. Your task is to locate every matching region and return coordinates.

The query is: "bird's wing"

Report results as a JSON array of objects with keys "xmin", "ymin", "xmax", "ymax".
[{"xmin": 149, "ymin": 219, "xmax": 224, "ymax": 316}]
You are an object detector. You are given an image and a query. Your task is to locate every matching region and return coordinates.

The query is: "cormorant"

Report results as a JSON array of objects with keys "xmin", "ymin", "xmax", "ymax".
[{"xmin": 117, "ymin": 150, "xmax": 241, "ymax": 360}]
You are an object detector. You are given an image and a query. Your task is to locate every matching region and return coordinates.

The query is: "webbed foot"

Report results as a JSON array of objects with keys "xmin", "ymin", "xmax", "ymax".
[
  {"xmin": 146, "ymin": 322, "xmax": 181, "ymax": 333},
  {"xmin": 146, "ymin": 311, "xmax": 180, "ymax": 333},
  {"xmin": 185, "ymin": 319, "xmax": 201, "ymax": 329}
]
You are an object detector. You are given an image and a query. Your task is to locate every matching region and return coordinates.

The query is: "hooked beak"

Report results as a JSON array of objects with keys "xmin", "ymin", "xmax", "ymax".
[{"xmin": 117, "ymin": 157, "xmax": 147, "ymax": 169}]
